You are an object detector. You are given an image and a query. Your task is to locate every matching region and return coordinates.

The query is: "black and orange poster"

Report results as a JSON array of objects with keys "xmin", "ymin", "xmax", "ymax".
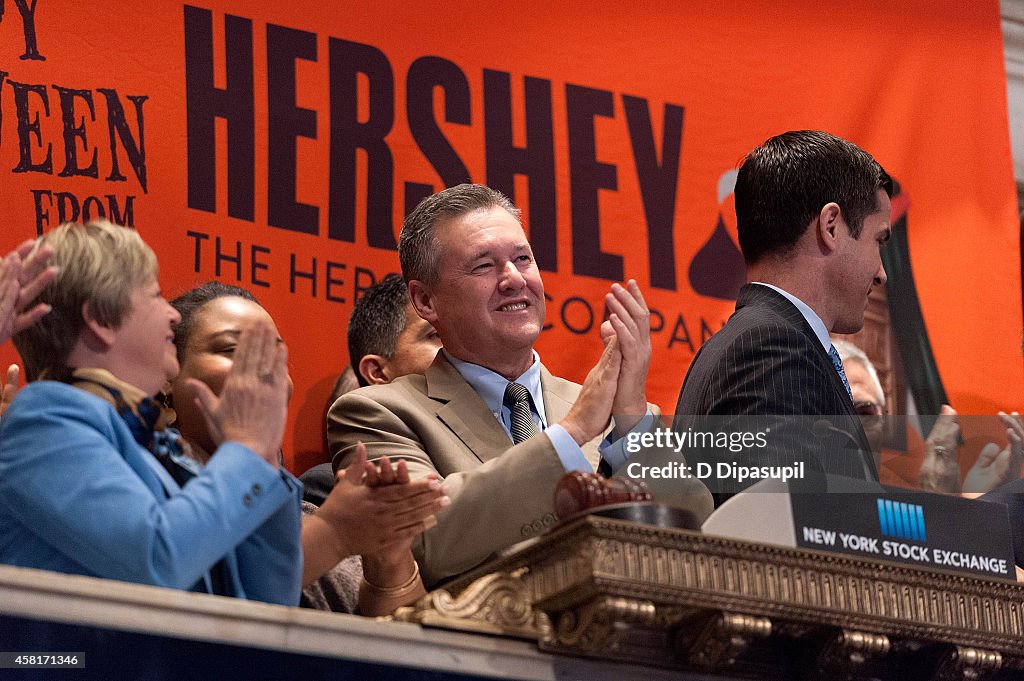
[{"xmin": 1, "ymin": 1, "xmax": 1020, "ymax": 472}]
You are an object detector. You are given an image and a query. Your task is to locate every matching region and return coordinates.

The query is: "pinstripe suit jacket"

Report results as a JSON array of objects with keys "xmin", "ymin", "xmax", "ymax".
[{"xmin": 674, "ymin": 284, "xmax": 877, "ymax": 502}]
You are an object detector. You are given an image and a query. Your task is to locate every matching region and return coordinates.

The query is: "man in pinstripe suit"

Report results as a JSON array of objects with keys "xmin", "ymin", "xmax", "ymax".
[{"xmin": 675, "ymin": 131, "xmax": 892, "ymax": 504}]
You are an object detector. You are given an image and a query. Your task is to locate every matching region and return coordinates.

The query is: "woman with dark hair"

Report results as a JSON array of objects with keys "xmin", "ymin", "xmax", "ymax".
[
  {"xmin": 0, "ymin": 222, "xmax": 299, "ymax": 604},
  {"xmin": 167, "ymin": 282, "xmax": 443, "ymax": 614}
]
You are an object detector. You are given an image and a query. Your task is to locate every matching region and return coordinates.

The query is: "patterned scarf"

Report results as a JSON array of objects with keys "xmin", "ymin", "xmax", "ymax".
[{"xmin": 56, "ymin": 368, "xmax": 194, "ymax": 488}]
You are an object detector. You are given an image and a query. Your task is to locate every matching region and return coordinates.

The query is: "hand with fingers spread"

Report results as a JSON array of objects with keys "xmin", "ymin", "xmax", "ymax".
[
  {"xmin": 963, "ymin": 411, "xmax": 1024, "ymax": 494},
  {"xmin": 186, "ymin": 321, "xmax": 289, "ymax": 465},
  {"xmin": 323, "ymin": 444, "xmax": 447, "ymax": 556},
  {"xmin": 600, "ymin": 279, "xmax": 651, "ymax": 434},
  {"xmin": 919, "ymin": 405, "xmax": 962, "ymax": 493},
  {"xmin": 0, "ymin": 240, "xmax": 58, "ymax": 346},
  {"xmin": 0, "ymin": 364, "xmax": 20, "ymax": 419},
  {"xmin": 559, "ymin": 335, "xmax": 622, "ymax": 446},
  {"xmin": 303, "ymin": 443, "xmax": 448, "ymax": 593},
  {"xmin": 362, "ymin": 450, "xmax": 442, "ymax": 561},
  {"xmin": 359, "ymin": 450, "xmax": 444, "ymax": 612}
]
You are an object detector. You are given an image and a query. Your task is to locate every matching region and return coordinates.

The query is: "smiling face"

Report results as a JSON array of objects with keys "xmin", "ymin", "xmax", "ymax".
[
  {"xmin": 831, "ymin": 189, "xmax": 891, "ymax": 334},
  {"xmin": 110, "ymin": 277, "xmax": 181, "ymax": 396},
  {"xmin": 169, "ymin": 296, "xmax": 292, "ymax": 457},
  {"xmin": 410, "ymin": 206, "xmax": 545, "ymax": 379}
]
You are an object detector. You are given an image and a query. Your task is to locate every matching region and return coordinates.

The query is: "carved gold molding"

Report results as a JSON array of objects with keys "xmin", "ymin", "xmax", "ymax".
[
  {"xmin": 395, "ymin": 516, "xmax": 1024, "ymax": 679},
  {"xmin": 552, "ymin": 595, "xmax": 656, "ymax": 654},
  {"xmin": 680, "ymin": 611, "xmax": 772, "ymax": 670},
  {"xmin": 393, "ymin": 569, "xmax": 551, "ymax": 640},
  {"xmin": 933, "ymin": 646, "xmax": 1003, "ymax": 681},
  {"xmin": 815, "ymin": 628, "xmax": 890, "ymax": 678}
]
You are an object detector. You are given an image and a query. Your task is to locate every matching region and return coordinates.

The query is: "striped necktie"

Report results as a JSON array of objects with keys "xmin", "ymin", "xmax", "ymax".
[
  {"xmin": 828, "ymin": 344, "xmax": 854, "ymax": 401},
  {"xmin": 504, "ymin": 381, "xmax": 539, "ymax": 444}
]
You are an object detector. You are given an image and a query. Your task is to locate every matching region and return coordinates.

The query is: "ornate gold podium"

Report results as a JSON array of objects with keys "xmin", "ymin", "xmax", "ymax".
[{"xmin": 396, "ymin": 515, "xmax": 1024, "ymax": 680}]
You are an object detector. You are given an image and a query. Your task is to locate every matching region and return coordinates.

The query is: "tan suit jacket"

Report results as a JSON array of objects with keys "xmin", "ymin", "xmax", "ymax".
[{"xmin": 327, "ymin": 353, "xmax": 712, "ymax": 587}]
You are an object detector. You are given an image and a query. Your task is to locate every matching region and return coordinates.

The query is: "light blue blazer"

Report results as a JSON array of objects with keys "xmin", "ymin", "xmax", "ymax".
[{"xmin": 0, "ymin": 381, "xmax": 302, "ymax": 605}]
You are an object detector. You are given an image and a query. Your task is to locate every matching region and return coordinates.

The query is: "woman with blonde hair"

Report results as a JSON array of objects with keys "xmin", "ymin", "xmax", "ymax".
[{"xmin": 0, "ymin": 221, "xmax": 301, "ymax": 603}]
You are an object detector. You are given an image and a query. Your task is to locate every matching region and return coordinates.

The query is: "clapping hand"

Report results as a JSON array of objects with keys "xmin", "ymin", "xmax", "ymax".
[
  {"xmin": 919, "ymin": 405, "xmax": 961, "ymax": 493},
  {"xmin": 318, "ymin": 443, "xmax": 448, "ymax": 558},
  {"xmin": 0, "ymin": 240, "xmax": 58, "ymax": 345},
  {"xmin": 601, "ymin": 280, "xmax": 651, "ymax": 433},
  {"xmin": 963, "ymin": 412, "xmax": 1024, "ymax": 494},
  {"xmin": 187, "ymin": 322, "xmax": 289, "ymax": 465},
  {"xmin": 559, "ymin": 336, "xmax": 621, "ymax": 446}
]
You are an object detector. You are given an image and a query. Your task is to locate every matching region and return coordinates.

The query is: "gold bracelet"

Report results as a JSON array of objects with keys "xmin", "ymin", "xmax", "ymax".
[{"xmin": 361, "ymin": 560, "xmax": 421, "ymax": 596}]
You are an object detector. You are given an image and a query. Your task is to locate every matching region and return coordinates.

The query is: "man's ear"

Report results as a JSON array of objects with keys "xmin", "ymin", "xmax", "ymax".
[
  {"xmin": 816, "ymin": 202, "xmax": 843, "ymax": 254},
  {"xmin": 358, "ymin": 355, "xmax": 392, "ymax": 386},
  {"xmin": 79, "ymin": 302, "xmax": 116, "ymax": 349},
  {"xmin": 407, "ymin": 280, "xmax": 437, "ymax": 323}
]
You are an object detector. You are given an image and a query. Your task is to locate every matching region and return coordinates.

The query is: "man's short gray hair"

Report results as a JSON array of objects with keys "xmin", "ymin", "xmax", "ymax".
[{"xmin": 399, "ymin": 184, "xmax": 520, "ymax": 285}]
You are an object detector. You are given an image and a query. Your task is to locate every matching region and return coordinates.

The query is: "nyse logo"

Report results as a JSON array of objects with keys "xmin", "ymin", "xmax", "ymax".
[{"xmin": 877, "ymin": 499, "xmax": 926, "ymax": 542}]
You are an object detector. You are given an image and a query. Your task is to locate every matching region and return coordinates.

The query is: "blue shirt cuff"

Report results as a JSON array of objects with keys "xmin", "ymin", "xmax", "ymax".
[
  {"xmin": 599, "ymin": 410, "xmax": 655, "ymax": 473},
  {"xmin": 545, "ymin": 424, "xmax": 593, "ymax": 473}
]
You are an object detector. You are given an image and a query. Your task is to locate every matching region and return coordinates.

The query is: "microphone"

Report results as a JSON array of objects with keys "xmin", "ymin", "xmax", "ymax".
[
  {"xmin": 812, "ymin": 419, "xmax": 876, "ymax": 483},
  {"xmin": 812, "ymin": 419, "xmax": 860, "ymax": 450}
]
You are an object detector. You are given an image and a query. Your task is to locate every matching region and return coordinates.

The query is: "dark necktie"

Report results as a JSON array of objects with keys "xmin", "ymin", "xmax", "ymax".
[
  {"xmin": 828, "ymin": 344, "xmax": 854, "ymax": 401},
  {"xmin": 504, "ymin": 381, "xmax": 539, "ymax": 444}
]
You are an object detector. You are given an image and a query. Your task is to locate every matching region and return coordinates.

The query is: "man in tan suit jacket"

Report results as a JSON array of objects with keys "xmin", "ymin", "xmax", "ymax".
[{"xmin": 329, "ymin": 184, "xmax": 712, "ymax": 587}]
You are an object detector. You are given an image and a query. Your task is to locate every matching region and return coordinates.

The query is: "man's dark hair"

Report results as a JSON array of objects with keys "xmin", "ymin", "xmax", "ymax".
[
  {"xmin": 399, "ymin": 183, "xmax": 520, "ymax": 284},
  {"xmin": 170, "ymin": 281, "xmax": 259, "ymax": 365},
  {"xmin": 734, "ymin": 130, "xmax": 893, "ymax": 264},
  {"xmin": 347, "ymin": 273, "xmax": 410, "ymax": 388}
]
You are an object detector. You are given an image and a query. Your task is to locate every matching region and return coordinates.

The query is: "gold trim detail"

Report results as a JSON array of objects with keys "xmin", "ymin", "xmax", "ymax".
[
  {"xmin": 680, "ymin": 611, "xmax": 772, "ymax": 670},
  {"xmin": 815, "ymin": 628, "xmax": 891, "ymax": 678},
  {"xmin": 392, "ymin": 569, "xmax": 550, "ymax": 640},
  {"xmin": 552, "ymin": 596, "xmax": 656, "ymax": 653},
  {"xmin": 932, "ymin": 646, "xmax": 1002, "ymax": 681},
  {"xmin": 395, "ymin": 516, "xmax": 1024, "ymax": 676}
]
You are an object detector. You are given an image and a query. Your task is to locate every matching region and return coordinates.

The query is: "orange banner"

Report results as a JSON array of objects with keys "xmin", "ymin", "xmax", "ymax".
[{"xmin": 1, "ymin": 1, "xmax": 1019, "ymax": 472}]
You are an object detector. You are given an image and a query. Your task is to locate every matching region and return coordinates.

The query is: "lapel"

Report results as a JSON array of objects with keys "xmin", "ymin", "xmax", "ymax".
[
  {"xmin": 107, "ymin": 411, "xmax": 180, "ymax": 499},
  {"xmin": 137, "ymin": 450, "xmax": 181, "ymax": 496},
  {"xmin": 539, "ymin": 366, "xmax": 575, "ymax": 425},
  {"xmin": 426, "ymin": 354, "xmax": 515, "ymax": 464}
]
